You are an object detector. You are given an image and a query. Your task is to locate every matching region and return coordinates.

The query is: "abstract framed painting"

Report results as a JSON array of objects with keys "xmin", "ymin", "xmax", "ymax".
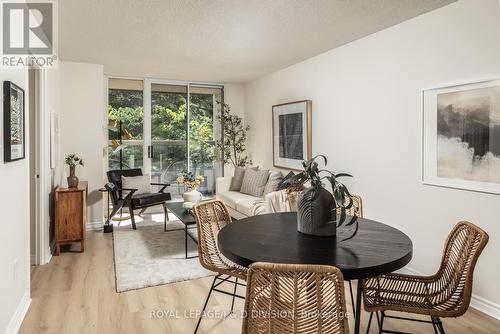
[
  {"xmin": 272, "ymin": 100, "xmax": 312, "ymax": 170},
  {"xmin": 3, "ymin": 81, "xmax": 25, "ymax": 162},
  {"xmin": 422, "ymin": 79, "xmax": 500, "ymax": 194}
]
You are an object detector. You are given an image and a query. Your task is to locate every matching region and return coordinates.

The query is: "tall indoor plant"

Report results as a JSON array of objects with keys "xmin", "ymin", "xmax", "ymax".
[
  {"xmin": 215, "ymin": 102, "xmax": 251, "ymax": 167},
  {"xmin": 283, "ymin": 155, "xmax": 357, "ymax": 237}
]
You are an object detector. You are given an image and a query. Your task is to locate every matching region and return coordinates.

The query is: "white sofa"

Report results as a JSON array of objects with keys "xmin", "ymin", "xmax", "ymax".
[{"xmin": 216, "ymin": 176, "xmax": 262, "ymax": 219}]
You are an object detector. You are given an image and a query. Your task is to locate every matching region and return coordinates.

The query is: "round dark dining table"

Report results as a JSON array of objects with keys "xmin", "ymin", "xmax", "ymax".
[{"xmin": 217, "ymin": 212, "xmax": 413, "ymax": 334}]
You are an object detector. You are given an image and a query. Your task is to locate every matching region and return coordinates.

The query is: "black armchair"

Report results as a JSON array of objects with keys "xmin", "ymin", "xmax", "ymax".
[{"xmin": 103, "ymin": 168, "xmax": 171, "ymax": 230}]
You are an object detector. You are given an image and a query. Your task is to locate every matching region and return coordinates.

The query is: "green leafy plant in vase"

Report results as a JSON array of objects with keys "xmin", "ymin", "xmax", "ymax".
[
  {"xmin": 65, "ymin": 154, "xmax": 84, "ymax": 188},
  {"xmin": 177, "ymin": 171, "xmax": 204, "ymax": 204},
  {"xmin": 282, "ymin": 155, "xmax": 358, "ymax": 239}
]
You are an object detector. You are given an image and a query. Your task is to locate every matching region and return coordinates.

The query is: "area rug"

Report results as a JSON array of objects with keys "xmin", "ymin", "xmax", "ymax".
[{"xmin": 112, "ymin": 220, "xmax": 213, "ymax": 292}]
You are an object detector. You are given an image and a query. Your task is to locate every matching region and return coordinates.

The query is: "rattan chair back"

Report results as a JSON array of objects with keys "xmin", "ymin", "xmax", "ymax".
[
  {"xmin": 337, "ymin": 194, "xmax": 363, "ymax": 218},
  {"xmin": 193, "ymin": 200, "xmax": 247, "ymax": 280},
  {"xmin": 432, "ymin": 221, "xmax": 489, "ymax": 315},
  {"xmin": 242, "ymin": 262, "xmax": 349, "ymax": 334}
]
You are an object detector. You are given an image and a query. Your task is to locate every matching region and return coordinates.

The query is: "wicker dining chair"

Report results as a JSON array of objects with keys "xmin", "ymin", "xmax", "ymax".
[
  {"xmin": 363, "ymin": 221, "xmax": 489, "ymax": 334},
  {"xmin": 242, "ymin": 262, "xmax": 350, "ymax": 334},
  {"xmin": 192, "ymin": 200, "xmax": 248, "ymax": 334},
  {"xmin": 338, "ymin": 195, "xmax": 363, "ymax": 317},
  {"xmin": 342, "ymin": 194, "xmax": 363, "ymax": 218}
]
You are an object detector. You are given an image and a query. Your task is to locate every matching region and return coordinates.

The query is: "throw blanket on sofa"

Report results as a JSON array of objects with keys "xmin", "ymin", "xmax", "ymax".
[{"xmin": 251, "ymin": 190, "xmax": 292, "ymax": 215}]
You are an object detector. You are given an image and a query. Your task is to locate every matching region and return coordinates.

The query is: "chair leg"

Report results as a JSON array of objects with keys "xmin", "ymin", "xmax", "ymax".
[
  {"xmin": 105, "ymin": 203, "xmax": 124, "ymax": 226},
  {"xmin": 366, "ymin": 312, "xmax": 373, "ymax": 334},
  {"xmin": 162, "ymin": 203, "xmax": 168, "ymax": 232},
  {"xmin": 128, "ymin": 203, "xmax": 136, "ymax": 230},
  {"xmin": 349, "ymin": 280, "xmax": 356, "ymax": 318},
  {"xmin": 194, "ymin": 275, "xmax": 218, "ymax": 334},
  {"xmin": 230, "ymin": 278, "xmax": 238, "ymax": 313},
  {"xmin": 436, "ymin": 318, "xmax": 446, "ymax": 334},
  {"xmin": 431, "ymin": 317, "xmax": 439, "ymax": 334},
  {"xmin": 378, "ymin": 311, "xmax": 385, "ymax": 334}
]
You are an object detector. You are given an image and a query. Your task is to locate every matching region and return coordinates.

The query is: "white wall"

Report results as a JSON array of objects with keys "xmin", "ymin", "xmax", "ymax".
[
  {"xmin": 225, "ymin": 83, "xmax": 245, "ymax": 118},
  {"xmin": 0, "ymin": 70, "xmax": 31, "ymax": 332},
  {"xmin": 43, "ymin": 65, "xmax": 61, "ymax": 259},
  {"xmin": 59, "ymin": 61, "xmax": 105, "ymax": 223},
  {"xmin": 244, "ymin": 0, "xmax": 500, "ymax": 310}
]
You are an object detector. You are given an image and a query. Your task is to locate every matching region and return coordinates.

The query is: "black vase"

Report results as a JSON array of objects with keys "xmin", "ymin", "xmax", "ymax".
[
  {"xmin": 67, "ymin": 166, "xmax": 79, "ymax": 188},
  {"xmin": 297, "ymin": 186, "xmax": 337, "ymax": 236}
]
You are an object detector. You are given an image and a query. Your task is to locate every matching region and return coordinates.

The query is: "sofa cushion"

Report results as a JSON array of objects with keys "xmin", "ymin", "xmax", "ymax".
[
  {"xmin": 240, "ymin": 169, "xmax": 269, "ymax": 197},
  {"xmin": 131, "ymin": 192, "xmax": 172, "ymax": 207},
  {"xmin": 122, "ymin": 174, "xmax": 151, "ymax": 195},
  {"xmin": 264, "ymin": 171, "xmax": 283, "ymax": 194},
  {"xmin": 217, "ymin": 191, "xmax": 260, "ymax": 209},
  {"xmin": 236, "ymin": 199, "xmax": 260, "ymax": 217},
  {"xmin": 229, "ymin": 166, "xmax": 258, "ymax": 191}
]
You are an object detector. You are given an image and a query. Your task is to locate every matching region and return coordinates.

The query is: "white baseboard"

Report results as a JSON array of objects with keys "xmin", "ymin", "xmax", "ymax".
[
  {"xmin": 398, "ymin": 266, "xmax": 500, "ymax": 320},
  {"xmin": 45, "ymin": 251, "xmax": 52, "ymax": 265},
  {"xmin": 470, "ymin": 294, "xmax": 500, "ymax": 320},
  {"xmin": 39, "ymin": 244, "xmax": 54, "ymax": 265},
  {"xmin": 5, "ymin": 290, "xmax": 31, "ymax": 334},
  {"xmin": 86, "ymin": 221, "xmax": 104, "ymax": 231}
]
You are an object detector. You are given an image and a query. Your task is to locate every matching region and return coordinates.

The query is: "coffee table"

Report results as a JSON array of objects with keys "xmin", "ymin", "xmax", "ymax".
[{"xmin": 164, "ymin": 201, "xmax": 198, "ymax": 259}]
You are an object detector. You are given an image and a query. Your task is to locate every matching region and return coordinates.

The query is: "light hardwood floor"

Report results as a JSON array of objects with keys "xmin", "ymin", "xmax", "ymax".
[{"xmin": 20, "ymin": 230, "xmax": 499, "ymax": 334}]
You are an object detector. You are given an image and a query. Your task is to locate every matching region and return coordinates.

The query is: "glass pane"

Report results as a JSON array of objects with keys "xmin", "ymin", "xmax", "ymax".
[
  {"xmin": 151, "ymin": 84, "xmax": 188, "ymax": 198},
  {"xmin": 189, "ymin": 86, "xmax": 223, "ymax": 196},
  {"xmin": 108, "ymin": 144, "xmax": 144, "ymax": 170},
  {"xmin": 108, "ymin": 79, "xmax": 144, "ymax": 170}
]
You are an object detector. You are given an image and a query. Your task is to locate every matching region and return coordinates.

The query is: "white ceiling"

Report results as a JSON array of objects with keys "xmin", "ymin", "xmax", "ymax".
[{"xmin": 59, "ymin": 0, "xmax": 455, "ymax": 83}]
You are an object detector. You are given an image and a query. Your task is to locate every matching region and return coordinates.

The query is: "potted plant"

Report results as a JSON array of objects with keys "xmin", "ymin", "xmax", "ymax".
[
  {"xmin": 65, "ymin": 154, "xmax": 84, "ymax": 188},
  {"xmin": 283, "ymin": 155, "xmax": 357, "ymax": 237},
  {"xmin": 215, "ymin": 102, "xmax": 251, "ymax": 167},
  {"xmin": 177, "ymin": 171, "xmax": 205, "ymax": 203}
]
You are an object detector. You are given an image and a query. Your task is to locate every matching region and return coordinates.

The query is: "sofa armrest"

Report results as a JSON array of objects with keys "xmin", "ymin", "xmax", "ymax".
[{"xmin": 216, "ymin": 176, "xmax": 232, "ymax": 194}]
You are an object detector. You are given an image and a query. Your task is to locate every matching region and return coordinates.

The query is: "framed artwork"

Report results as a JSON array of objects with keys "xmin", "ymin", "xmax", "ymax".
[
  {"xmin": 423, "ymin": 78, "xmax": 500, "ymax": 194},
  {"xmin": 3, "ymin": 81, "xmax": 25, "ymax": 162},
  {"xmin": 272, "ymin": 100, "xmax": 312, "ymax": 170}
]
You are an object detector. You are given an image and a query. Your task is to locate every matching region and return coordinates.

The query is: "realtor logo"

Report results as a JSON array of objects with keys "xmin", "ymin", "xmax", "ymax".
[{"xmin": 1, "ymin": 1, "xmax": 57, "ymax": 67}]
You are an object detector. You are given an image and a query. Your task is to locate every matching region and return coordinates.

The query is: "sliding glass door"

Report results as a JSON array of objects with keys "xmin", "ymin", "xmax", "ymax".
[
  {"xmin": 188, "ymin": 85, "xmax": 223, "ymax": 195},
  {"xmin": 108, "ymin": 79, "xmax": 144, "ymax": 170},
  {"xmin": 107, "ymin": 78, "xmax": 223, "ymax": 198},
  {"xmin": 148, "ymin": 83, "xmax": 188, "ymax": 196}
]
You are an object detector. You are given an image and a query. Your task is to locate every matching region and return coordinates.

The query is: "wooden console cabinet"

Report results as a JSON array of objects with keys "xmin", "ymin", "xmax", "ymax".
[{"xmin": 55, "ymin": 181, "xmax": 88, "ymax": 255}]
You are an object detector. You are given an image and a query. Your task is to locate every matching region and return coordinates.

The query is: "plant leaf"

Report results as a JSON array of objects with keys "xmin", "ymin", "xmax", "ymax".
[
  {"xmin": 344, "ymin": 214, "xmax": 358, "ymax": 227},
  {"xmin": 312, "ymin": 154, "xmax": 327, "ymax": 166},
  {"xmin": 337, "ymin": 207, "xmax": 346, "ymax": 227},
  {"xmin": 340, "ymin": 220, "xmax": 359, "ymax": 242}
]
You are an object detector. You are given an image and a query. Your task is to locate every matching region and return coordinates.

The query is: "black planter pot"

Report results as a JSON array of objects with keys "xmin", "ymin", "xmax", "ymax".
[{"xmin": 297, "ymin": 186, "xmax": 337, "ymax": 236}]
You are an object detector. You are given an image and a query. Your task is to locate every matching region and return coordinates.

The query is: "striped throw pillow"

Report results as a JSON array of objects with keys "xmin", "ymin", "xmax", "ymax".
[{"xmin": 240, "ymin": 169, "xmax": 270, "ymax": 197}]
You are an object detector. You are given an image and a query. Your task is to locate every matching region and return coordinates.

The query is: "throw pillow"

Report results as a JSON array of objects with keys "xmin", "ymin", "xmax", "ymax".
[
  {"xmin": 240, "ymin": 169, "xmax": 270, "ymax": 197},
  {"xmin": 277, "ymin": 171, "xmax": 295, "ymax": 191},
  {"xmin": 229, "ymin": 166, "xmax": 258, "ymax": 191},
  {"xmin": 264, "ymin": 171, "xmax": 283, "ymax": 194},
  {"xmin": 121, "ymin": 174, "xmax": 151, "ymax": 196}
]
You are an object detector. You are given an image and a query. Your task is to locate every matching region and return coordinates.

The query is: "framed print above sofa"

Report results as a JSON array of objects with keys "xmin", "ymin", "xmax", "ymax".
[
  {"xmin": 422, "ymin": 78, "xmax": 500, "ymax": 194},
  {"xmin": 3, "ymin": 81, "xmax": 25, "ymax": 162},
  {"xmin": 272, "ymin": 100, "xmax": 312, "ymax": 170}
]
